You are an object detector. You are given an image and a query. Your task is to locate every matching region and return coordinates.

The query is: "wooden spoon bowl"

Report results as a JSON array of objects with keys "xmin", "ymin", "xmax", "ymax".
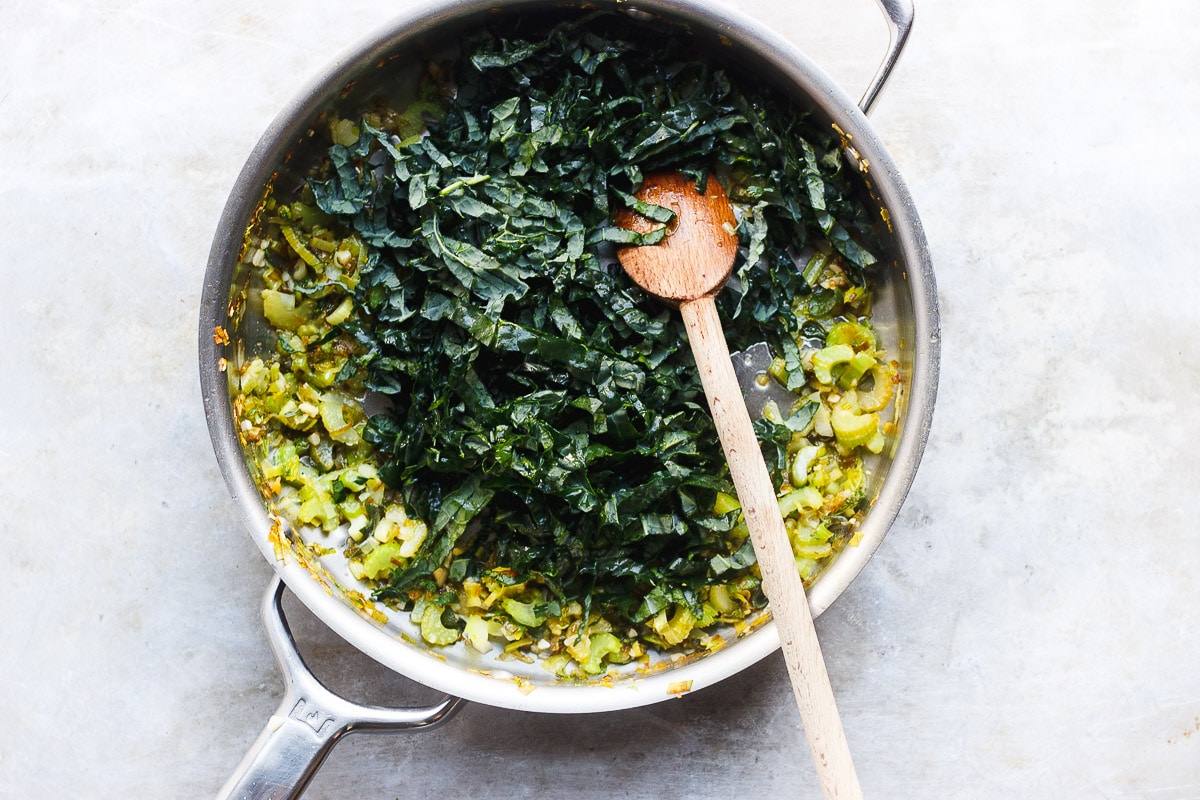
[{"xmin": 614, "ymin": 172, "xmax": 739, "ymax": 304}]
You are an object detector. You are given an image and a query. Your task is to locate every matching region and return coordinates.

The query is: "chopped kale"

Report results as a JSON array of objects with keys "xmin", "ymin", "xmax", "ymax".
[{"xmin": 309, "ymin": 13, "xmax": 881, "ymax": 623}]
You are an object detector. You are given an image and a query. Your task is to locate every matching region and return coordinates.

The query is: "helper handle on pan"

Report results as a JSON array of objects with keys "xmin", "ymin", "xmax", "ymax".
[
  {"xmin": 216, "ymin": 578, "xmax": 466, "ymax": 800},
  {"xmin": 860, "ymin": 0, "xmax": 915, "ymax": 115}
]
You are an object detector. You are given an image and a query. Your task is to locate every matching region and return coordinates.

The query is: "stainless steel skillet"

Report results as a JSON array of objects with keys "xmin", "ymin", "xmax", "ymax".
[{"xmin": 198, "ymin": 1, "xmax": 938, "ymax": 796}]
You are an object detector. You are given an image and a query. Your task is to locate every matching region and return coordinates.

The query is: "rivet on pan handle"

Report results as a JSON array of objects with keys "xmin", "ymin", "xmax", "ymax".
[
  {"xmin": 860, "ymin": 0, "xmax": 915, "ymax": 115},
  {"xmin": 216, "ymin": 578, "xmax": 466, "ymax": 800}
]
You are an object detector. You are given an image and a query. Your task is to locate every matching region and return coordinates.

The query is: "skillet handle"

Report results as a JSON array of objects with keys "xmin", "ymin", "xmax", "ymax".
[
  {"xmin": 860, "ymin": 0, "xmax": 915, "ymax": 114},
  {"xmin": 216, "ymin": 578, "xmax": 466, "ymax": 800}
]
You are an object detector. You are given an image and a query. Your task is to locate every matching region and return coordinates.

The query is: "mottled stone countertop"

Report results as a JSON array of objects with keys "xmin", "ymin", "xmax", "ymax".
[{"xmin": 3, "ymin": 1, "xmax": 1198, "ymax": 797}]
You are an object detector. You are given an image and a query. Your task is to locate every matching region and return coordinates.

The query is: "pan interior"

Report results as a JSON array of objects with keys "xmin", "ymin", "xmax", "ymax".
[{"xmin": 203, "ymin": 0, "xmax": 932, "ymax": 712}]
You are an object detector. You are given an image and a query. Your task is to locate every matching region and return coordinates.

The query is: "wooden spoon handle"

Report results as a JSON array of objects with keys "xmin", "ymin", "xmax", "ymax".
[{"xmin": 680, "ymin": 296, "xmax": 863, "ymax": 800}]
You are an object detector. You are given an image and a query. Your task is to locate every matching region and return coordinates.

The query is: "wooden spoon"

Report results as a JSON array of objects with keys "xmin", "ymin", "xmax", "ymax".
[{"xmin": 616, "ymin": 172, "xmax": 863, "ymax": 800}]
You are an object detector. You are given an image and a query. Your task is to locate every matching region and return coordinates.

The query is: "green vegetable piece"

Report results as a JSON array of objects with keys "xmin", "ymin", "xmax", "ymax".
[
  {"xmin": 651, "ymin": 605, "xmax": 697, "ymax": 646},
  {"xmin": 837, "ymin": 352, "xmax": 877, "ymax": 390},
  {"xmin": 709, "ymin": 539, "xmax": 755, "ymax": 575},
  {"xmin": 712, "ymin": 491, "xmax": 741, "ymax": 515},
  {"xmin": 330, "ymin": 118, "xmax": 360, "ymax": 147},
  {"xmin": 778, "ymin": 485, "xmax": 822, "ymax": 517},
  {"xmin": 239, "ymin": 357, "xmax": 269, "ymax": 394},
  {"xmin": 395, "ymin": 100, "xmax": 443, "ymax": 139},
  {"xmin": 287, "ymin": 202, "xmax": 332, "ymax": 230},
  {"xmin": 826, "ymin": 320, "xmax": 876, "ymax": 350},
  {"xmin": 280, "ymin": 225, "xmax": 323, "ymax": 268},
  {"xmin": 463, "ymin": 615, "xmax": 491, "ymax": 653},
  {"xmin": 261, "ymin": 290, "xmax": 309, "ymax": 331},
  {"xmin": 310, "ymin": 436, "xmax": 335, "ymax": 471},
  {"xmin": 805, "ymin": 288, "xmax": 840, "ymax": 318},
  {"xmin": 338, "ymin": 463, "xmax": 377, "ymax": 492},
  {"xmin": 614, "ymin": 188, "xmax": 677, "ymax": 225},
  {"xmin": 361, "ymin": 541, "xmax": 404, "ymax": 580},
  {"xmin": 766, "ymin": 356, "xmax": 789, "ymax": 387},
  {"xmin": 811, "ymin": 344, "xmax": 855, "ymax": 385},
  {"xmin": 502, "ymin": 598, "xmax": 544, "ymax": 628},
  {"xmin": 794, "ymin": 522, "xmax": 834, "ymax": 546},
  {"xmin": 830, "ymin": 395, "xmax": 879, "ymax": 450},
  {"xmin": 326, "ymin": 296, "xmax": 354, "ymax": 326},
  {"xmin": 785, "ymin": 401, "xmax": 819, "ymax": 434},
  {"xmin": 708, "ymin": 585, "xmax": 736, "ymax": 615},
  {"xmin": 580, "ymin": 632, "xmax": 622, "ymax": 675},
  {"xmin": 789, "ymin": 445, "xmax": 821, "ymax": 487},
  {"xmin": 296, "ymin": 493, "xmax": 338, "ymax": 531},
  {"xmin": 319, "ymin": 392, "xmax": 361, "ymax": 445},
  {"xmin": 419, "ymin": 604, "xmax": 462, "ymax": 647},
  {"xmin": 793, "ymin": 540, "xmax": 833, "ymax": 560},
  {"xmin": 802, "ymin": 250, "xmax": 830, "ymax": 287},
  {"xmin": 856, "ymin": 363, "xmax": 895, "ymax": 412}
]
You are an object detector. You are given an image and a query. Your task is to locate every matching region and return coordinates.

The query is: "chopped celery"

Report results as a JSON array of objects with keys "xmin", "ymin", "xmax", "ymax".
[
  {"xmin": 811, "ymin": 344, "xmax": 855, "ymax": 385},
  {"xmin": 418, "ymin": 605, "xmax": 462, "ymax": 647},
  {"xmin": 396, "ymin": 518, "xmax": 428, "ymax": 557},
  {"xmin": 856, "ymin": 363, "xmax": 897, "ymax": 412},
  {"xmin": 794, "ymin": 522, "xmax": 834, "ymax": 546},
  {"xmin": 830, "ymin": 394, "xmax": 879, "ymax": 450},
  {"xmin": 361, "ymin": 540, "xmax": 404, "ymax": 580},
  {"xmin": 801, "ymin": 250, "xmax": 830, "ymax": 286},
  {"xmin": 286, "ymin": 202, "xmax": 333, "ymax": 230},
  {"xmin": 712, "ymin": 491, "xmax": 741, "ymax": 515},
  {"xmin": 837, "ymin": 352, "xmax": 877, "ymax": 390},
  {"xmin": 793, "ymin": 541, "xmax": 833, "ymax": 560},
  {"xmin": 310, "ymin": 436, "xmax": 335, "ymax": 471},
  {"xmin": 261, "ymin": 290, "xmax": 309, "ymax": 331},
  {"xmin": 325, "ymin": 296, "xmax": 354, "ymax": 326},
  {"xmin": 708, "ymin": 585, "xmax": 736, "ymax": 615},
  {"xmin": 239, "ymin": 357, "xmax": 269, "ymax": 394},
  {"xmin": 307, "ymin": 234, "xmax": 337, "ymax": 253},
  {"xmin": 813, "ymin": 401, "xmax": 834, "ymax": 438},
  {"xmin": 650, "ymin": 605, "xmax": 697, "ymax": 646},
  {"xmin": 275, "ymin": 383, "xmax": 322, "ymax": 431},
  {"xmin": 502, "ymin": 598, "xmax": 544, "ymax": 628},
  {"xmin": 331, "ymin": 118, "xmax": 360, "ymax": 146},
  {"xmin": 372, "ymin": 505, "xmax": 405, "ymax": 542},
  {"xmin": 826, "ymin": 320, "xmax": 876, "ymax": 350},
  {"xmin": 789, "ymin": 445, "xmax": 822, "ymax": 486},
  {"xmin": 796, "ymin": 557, "xmax": 821, "ymax": 583},
  {"xmin": 580, "ymin": 632, "xmax": 622, "ymax": 674},
  {"xmin": 778, "ymin": 485, "xmax": 822, "ymax": 517},
  {"xmin": 767, "ymin": 356, "xmax": 789, "ymax": 386},
  {"xmin": 294, "ymin": 497, "xmax": 330, "ymax": 529},
  {"xmin": 346, "ymin": 512, "xmax": 369, "ymax": 542},
  {"xmin": 318, "ymin": 392, "xmax": 361, "ymax": 445},
  {"xmin": 339, "ymin": 463, "xmax": 377, "ymax": 492},
  {"xmin": 373, "ymin": 506, "xmax": 428, "ymax": 556},
  {"xmin": 463, "ymin": 615, "xmax": 491, "ymax": 653},
  {"xmin": 280, "ymin": 224, "xmax": 322, "ymax": 268}
]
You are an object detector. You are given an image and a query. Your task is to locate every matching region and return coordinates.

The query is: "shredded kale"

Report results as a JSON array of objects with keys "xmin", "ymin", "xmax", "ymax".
[{"xmin": 308, "ymin": 13, "xmax": 880, "ymax": 623}]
